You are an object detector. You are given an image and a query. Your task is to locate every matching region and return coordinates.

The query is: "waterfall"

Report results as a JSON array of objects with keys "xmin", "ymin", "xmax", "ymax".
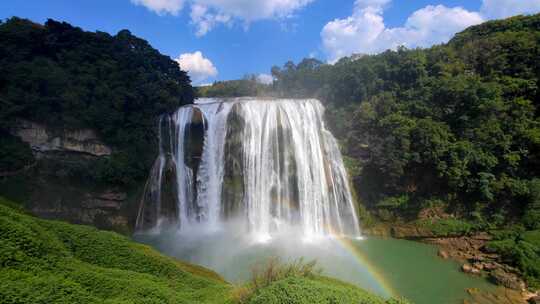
[
  {"xmin": 173, "ymin": 107, "xmax": 194, "ymax": 227},
  {"xmin": 137, "ymin": 98, "xmax": 361, "ymax": 238},
  {"xmin": 196, "ymin": 102, "xmax": 234, "ymax": 229},
  {"xmin": 135, "ymin": 116, "xmax": 169, "ymax": 230}
]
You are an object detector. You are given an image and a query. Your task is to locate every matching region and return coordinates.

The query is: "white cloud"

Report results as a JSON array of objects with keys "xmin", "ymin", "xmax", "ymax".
[
  {"xmin": 131, "ymin": 0, "xmax": 313, "ymax": 35},
  {"xmin": 131, "ymin": 0, "xmax": 185, "ymax": 15},
  {"xmin": 481, "ymin": 0, "xmax": 540, "ymax": 19},
  {"xmin": 175, "ymin": 51, "xmax": 218, "ymax": 84},
  {"xmin": 256, "ymin": 74, "xmax": 274, "ymax": 85},
  {"xmin": 190, "ymin": 3, "xmax": 232, "ymax": 37},
  {"xmin": 321, "ymin": 0, "xmax": 484, "ymax": 62}
]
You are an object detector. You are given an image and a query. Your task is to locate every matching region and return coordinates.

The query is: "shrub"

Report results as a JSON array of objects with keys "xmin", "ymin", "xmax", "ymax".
[
  {"xmin": 377, "ymin": 195, "xmax": 409, "ymax": 209},
  {"xmin": 486, "ymin": 229, "xmax": 540, "ymax": 289},
  {"xmin": 233, "ymin": 257, "xmax": 410, "ymax": 304},
  {"xmin": 417, "ymin": 218, "xmax": 474, "ymax": 237}
]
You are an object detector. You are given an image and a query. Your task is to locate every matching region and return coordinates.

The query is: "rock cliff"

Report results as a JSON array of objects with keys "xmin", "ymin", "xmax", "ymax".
[
  {"xmin": 11, "ymin": 119, "xmax": 112, "ymax": 157},
  {"xmin": 1, "ymin": 120, "xmax": 134, "ymax": 233}
]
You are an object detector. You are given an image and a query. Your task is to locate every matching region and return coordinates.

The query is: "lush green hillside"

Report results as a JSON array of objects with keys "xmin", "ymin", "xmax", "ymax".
[
  {"xmin": 0, "ymin": 196, "xmax": 405, "ymax": 303},
  {"xmin": 0, "ymin": 196, "xmax": 231, "ymax": 303},
  {"xmin": 0, "ymin": 17, "xmax": 194, "ymax": 185}
]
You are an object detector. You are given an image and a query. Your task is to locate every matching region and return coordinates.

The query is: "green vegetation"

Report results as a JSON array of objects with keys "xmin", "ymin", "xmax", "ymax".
[
  {"xmin": 197, "ymin": 75, "xmax": 272, "ymax": 97},
  {"xmin": 232, "ymin": 257, "xmax": 408, "ymax": 304},
  {"xmin": 0, "ymin": 196, "xmax": 231, "ymax": 303},
  {"xmin": 0, "ymin": 17, "xmax": 194, "ymax": 185},
  {"xmin": 232, "ymin": 257, "xmax": 321, "ymax": 303},
  {"xmin": 486, "ymin": 229, "xmax": 540, "ymax": 289},
  {"xmin": 245, "ymin": 277, "xmax": 404, "ymax": 304},
  {"xmin": 417, "ymin": 218, "xmax": 475, "ymax": 237}
]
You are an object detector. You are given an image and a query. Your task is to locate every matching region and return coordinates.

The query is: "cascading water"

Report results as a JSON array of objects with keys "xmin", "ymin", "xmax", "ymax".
[
  {"xmin": 136, "ymin": 97, "xmax": 361, "ymax": 238},
  {"xmin": 173, "ymin": 107, "xmax": 194, "ymax": 227},
  {"xmin": 196, "ymin": 102, "xmax": 234, "ymax": 229}
]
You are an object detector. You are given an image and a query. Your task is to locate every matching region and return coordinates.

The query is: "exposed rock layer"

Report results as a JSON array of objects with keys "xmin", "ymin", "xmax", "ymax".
[
  {"xmin": 1, "ymin": 120, "xmax": 132, "ymax": 233},
  {"xmin": 11, "ymin": 119, "xmax": 112, "ymax": 157}
]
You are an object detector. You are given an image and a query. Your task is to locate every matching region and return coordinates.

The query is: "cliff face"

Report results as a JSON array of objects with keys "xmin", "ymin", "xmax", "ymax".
[
  {"xmin": 2, "ymin": 120, "xmax": 135, "ymax": 233},
  {"xmin": 12, "ymin": 120, "xmax": 112, "ymax": 157}
]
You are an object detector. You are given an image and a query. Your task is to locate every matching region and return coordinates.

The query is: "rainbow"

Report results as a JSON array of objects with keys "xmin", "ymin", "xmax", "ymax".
[{"xmin": 329, "ymin": 234, "xmax": 397, "ymax": 298}]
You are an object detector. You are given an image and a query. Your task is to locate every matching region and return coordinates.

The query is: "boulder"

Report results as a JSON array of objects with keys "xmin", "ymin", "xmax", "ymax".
[
  {"xmin": 472, "ymin": 262, "xmax": 484, "ymax": 271},
  {"xmin": 482, "ymin": 262, "xmax": 498, "ymax": 271},
  {"xmin": 461, "ymin": 263, "xmax": 481, "ymax": 275},
  {"xmin": 489, "ymin": 269, "xmax": 526, "ymax": 291},
  {"xmin": 437, "ymin": 249, "xmax": 449, "ymax": 259}
]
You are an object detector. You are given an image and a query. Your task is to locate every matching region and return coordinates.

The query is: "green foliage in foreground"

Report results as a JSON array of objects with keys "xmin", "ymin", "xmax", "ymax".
[
  {"xmin": 246, "ymin": 277, "xmax": 408, "ymax": 304},
  {"xmin": 233, "ymin": 257, "xmax": 409, "ymax": 304},
  {"xmin": 486, "ymin": 228, "xmax": 540, "ymax": 289},
  {"xmin": 0, "ymin": 196, "xmax": 406, "ymax": 303},
  {"xmin": 0, "ymin": 196, "xmax": 232, "ymax": 304}
]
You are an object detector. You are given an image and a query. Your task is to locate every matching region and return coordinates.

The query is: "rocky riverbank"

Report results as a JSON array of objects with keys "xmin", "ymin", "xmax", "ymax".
[{"xmin": 364, "ymin": 223, "xmax": 538, "ymax": 303}]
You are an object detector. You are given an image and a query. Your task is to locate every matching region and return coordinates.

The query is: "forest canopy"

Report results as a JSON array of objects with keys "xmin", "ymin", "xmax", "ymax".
[{"xmin": 0, "ymin": 17, "xmax": 194, "ymax": 184}]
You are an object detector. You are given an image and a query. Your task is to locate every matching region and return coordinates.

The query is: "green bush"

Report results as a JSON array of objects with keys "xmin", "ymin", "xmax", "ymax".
[
  {"xmin": 486, "ymin": 229, "xmax": 540, "ymax": 289},
  {"xmin": 246, "ymin": 276, "xmax": 410, "ymax": 304},
  {"xmin": 377, "ymin": 195, "xmax": 409, "ymax": 209},
  {"xmin": 231, "ymin": 257, "xmax": 410, "ymax": 304},
  {"xmin": 417, "ymin": 218, "xmax": 474, "ymax": 237},
  {"xmin": 523, "ymin": 179, "xmax": 540, "ymax": 230}
]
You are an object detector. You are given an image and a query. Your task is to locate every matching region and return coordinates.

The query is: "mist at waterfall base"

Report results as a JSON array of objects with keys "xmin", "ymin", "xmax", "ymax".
[
  {"xmin": 134, "ymin": 97, "xmax": 495, "ymax": 304},
  {"xmin": 135, "ymin": 221, "xmax": 391, "ymax": 296}
]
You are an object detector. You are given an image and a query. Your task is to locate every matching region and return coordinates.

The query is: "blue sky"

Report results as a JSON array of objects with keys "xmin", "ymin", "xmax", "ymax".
[{"xmin": 1, "ymin": 0, "xmax": 540, "ymax": 84}]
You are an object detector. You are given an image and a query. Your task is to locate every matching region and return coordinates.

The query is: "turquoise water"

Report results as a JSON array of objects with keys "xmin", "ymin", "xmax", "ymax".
[
  {"xmin": 355, "ymin": 238, "xmax": 495, "ymax": 303},
  {"xmin": 135, "ymin": 230, "xmax": 495, "ymax": 304}
]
